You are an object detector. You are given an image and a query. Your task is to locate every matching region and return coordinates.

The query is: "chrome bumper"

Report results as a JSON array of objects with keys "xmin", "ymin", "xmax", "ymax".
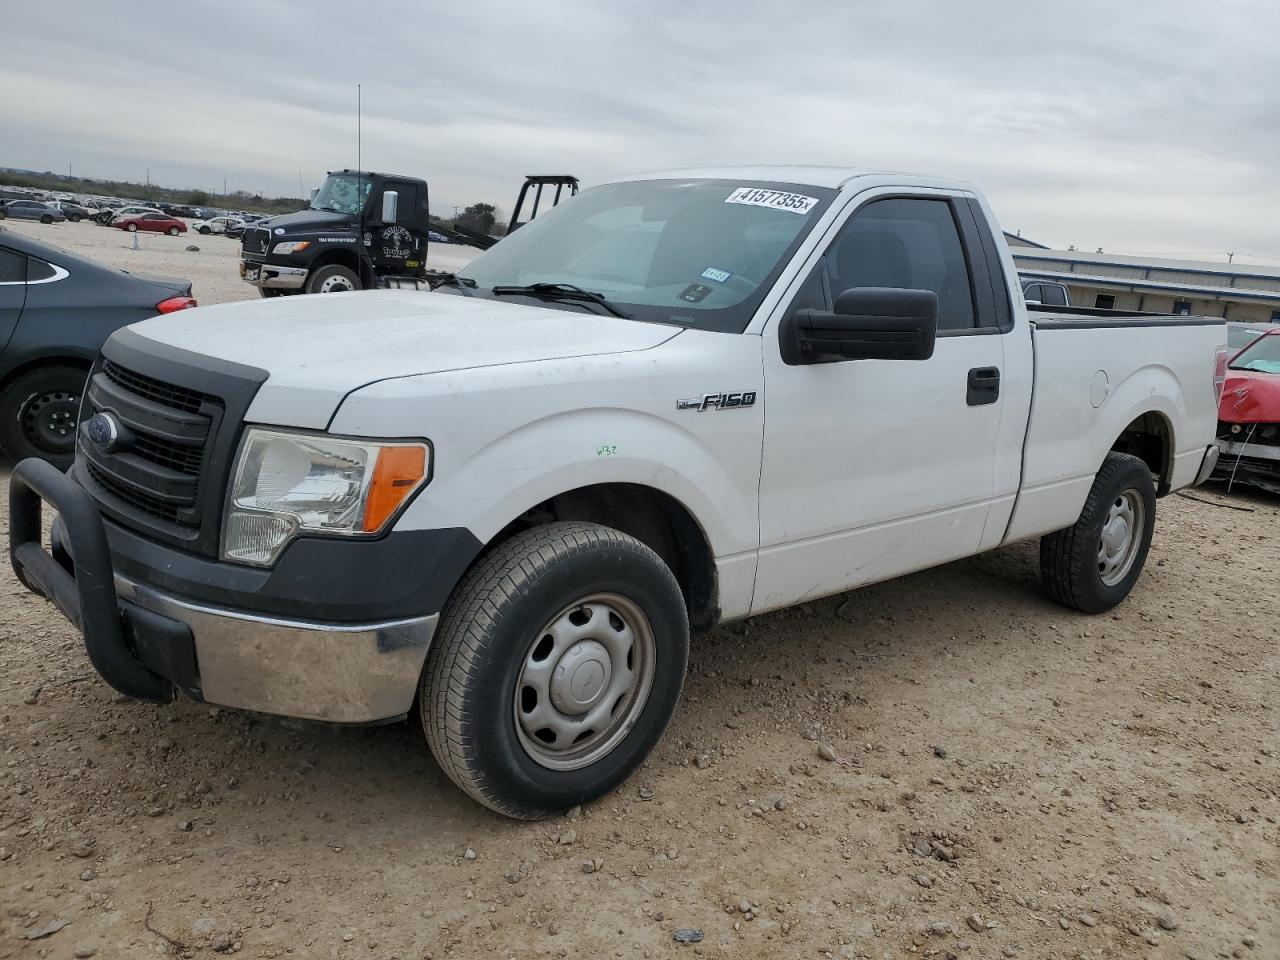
[
  {"xmin": 243, "ymin": 262, "xmax": 308, "ymax": 289},
  {"xmin": 115, "ymin": 575, "xmax": 437, "ymax": 723}
]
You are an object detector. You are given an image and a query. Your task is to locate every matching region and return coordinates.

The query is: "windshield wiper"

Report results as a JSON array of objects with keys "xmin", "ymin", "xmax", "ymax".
[
  {"xmin": 432, "ymin": 273, "xmax": 477, "ymax": 296},
  {"xmin": 491, "ymin": 282, "xmax": 632, "ymax": 319}
]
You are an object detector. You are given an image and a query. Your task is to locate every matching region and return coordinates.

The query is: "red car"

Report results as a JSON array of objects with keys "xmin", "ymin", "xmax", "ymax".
[
  {"xmin": 114, "ymin": 212, "xmax": 187, "ymax": 236},
  {"xmin": 1213, "ymin": 328, "xmax": 1280, "ymax": 494}
]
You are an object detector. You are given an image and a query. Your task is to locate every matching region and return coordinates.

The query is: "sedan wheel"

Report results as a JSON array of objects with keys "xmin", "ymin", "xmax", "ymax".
[
  {"xmin": 167, "ymin": 226, "xmax": 180, "ymax": 236},
  {"xmin": 127, "ymin": 223, "xmax": 138, "ymax": 232},
  {"xmin": 0, "ymin": 366, "xmax": 87, "ymax": 469}
]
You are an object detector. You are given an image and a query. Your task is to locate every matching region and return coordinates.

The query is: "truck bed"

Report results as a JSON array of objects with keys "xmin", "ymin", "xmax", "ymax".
[{"xmin": 1003, "ymin": 308, "xmax": 1226, "ymax": 543}]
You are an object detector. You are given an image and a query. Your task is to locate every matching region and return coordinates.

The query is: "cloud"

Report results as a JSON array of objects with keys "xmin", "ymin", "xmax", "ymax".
[{"xmin": 2, "ymin": 0, "xmax": 1276, "ymax": 259}]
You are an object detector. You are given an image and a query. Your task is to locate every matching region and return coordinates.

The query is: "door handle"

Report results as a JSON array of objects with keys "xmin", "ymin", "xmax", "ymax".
[{"xmin": 967, "ymin": 367, "xmax": 1001, "ymax": 406}]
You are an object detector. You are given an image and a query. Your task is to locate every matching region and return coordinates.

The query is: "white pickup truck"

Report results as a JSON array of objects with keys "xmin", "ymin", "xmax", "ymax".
[{"xmin": 10, "ymin": 166, "xmax": 1228, "ymax": 818}]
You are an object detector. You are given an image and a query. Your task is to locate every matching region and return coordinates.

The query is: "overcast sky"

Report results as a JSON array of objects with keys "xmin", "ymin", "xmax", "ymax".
[{"xmin": 3, "ymin": 0, "xmax": 1276, "ymax": 262}]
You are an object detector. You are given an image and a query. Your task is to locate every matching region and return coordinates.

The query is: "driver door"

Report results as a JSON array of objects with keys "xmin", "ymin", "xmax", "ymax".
[{"xmin": 753, "ymin": 189, "xmax": 1011, "ymax": 614}]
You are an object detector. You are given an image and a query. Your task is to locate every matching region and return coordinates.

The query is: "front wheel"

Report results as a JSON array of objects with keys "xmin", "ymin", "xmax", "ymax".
[
  {"xmin": 198, "ymin": 225, "xmax": 211, "ymax": 234},
  {"xmin": 305, "ymin": 264, "xmax": 361, "ymax": 294},
  {"xmin": 126, "ymin": 223, "xmax": 138, "ymax": 232},
  {"xmin": 40, "ymin": 215, "xmax": 53, "ymax": 224},
  {"xmin": 422, "ymin": 522, "xmax": 689, "ymax": 819},
  {"xmin": 68, "ymin": 214, "xmax": 81, "ymax": 222},
  {"xmin": 167, "ymin": 226, "xmax": 180, "ymax": 236},
  {"xmin": 1040, "ymin": 452, "xmax": 1156, "ymax": 613},
  {"xmin": 0, "ymin": 365, "xmax": 86, "ymax": 468}
]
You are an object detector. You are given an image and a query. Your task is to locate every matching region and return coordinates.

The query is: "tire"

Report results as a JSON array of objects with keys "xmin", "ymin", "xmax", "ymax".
[
  {"xmin": 167, "ymin": 226, "xmax": 180, "ymax": 236},
  {"xmin": 68, "ymin": 214, "xmax": 81, "ymax": 222},
  {"xmin": 422, "ymin": 521, "xmax": 689, "ymax": 819},
  {"xmin": 126, "ymin": 222, "xmax": 138, "ymax": 232},
  {"xmin": 40, "ymin": 215, "xmax": 53, "ymax": 224},
  {"xmin": 198, "ymin": 226, "xmax": 211, "ymax": 234},
  {"xmin": 305, "ymin": 264, "xmax": 361, "ymax": 294},
  {"xmin": 1040, "ymin": 452, "xmax": 1156, "ymax": 613},
  {"xmin": 0, "ymin": 209, "xmax": 7, "ymax": 220},
  {"xmin": 0, "ymin": 365, "xmax": 87, "ymax": 469}
]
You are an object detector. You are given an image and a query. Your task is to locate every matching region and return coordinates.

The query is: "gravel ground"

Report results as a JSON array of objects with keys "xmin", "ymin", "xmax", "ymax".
[
  {"xmin": 0, "ymin": 217, "xmax": 1276, "ymax": 958},
  {"xmin": 1, "ymin": 478, "xmax": 1276, "ymax": 959}
]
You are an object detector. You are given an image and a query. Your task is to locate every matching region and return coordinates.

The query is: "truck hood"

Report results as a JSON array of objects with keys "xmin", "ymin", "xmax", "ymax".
[
  {"xmin": 125, "ymin": 290, "xmax": 682, "ymax": 429},
  {"xmin": 253, "ymin": 209, "xmax": 353, "ymax": 234},
  {"xmin": 1220, "ymin": 368, "xmax": 1280, "ymax": 424}
]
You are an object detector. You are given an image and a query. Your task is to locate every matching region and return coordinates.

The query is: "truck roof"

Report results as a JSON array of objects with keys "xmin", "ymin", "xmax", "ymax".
[{"xmin": 615, "ymin": 164, "xmax": 975, "ymax": 192}]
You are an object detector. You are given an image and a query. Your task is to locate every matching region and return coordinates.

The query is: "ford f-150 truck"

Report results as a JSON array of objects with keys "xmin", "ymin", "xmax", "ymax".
[{"xmin": 9, "ymin": 166, "xmax": 1229, "ymax": 819}]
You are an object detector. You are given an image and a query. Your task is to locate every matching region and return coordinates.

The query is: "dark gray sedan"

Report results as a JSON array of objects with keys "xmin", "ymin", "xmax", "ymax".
[
  {"xmin": 0, "ymin": 228, "xmax": 195, "ymax": 465},
  {"xmin": 0, "ymin": 200, "xmax": 66, "ymax": 224}
]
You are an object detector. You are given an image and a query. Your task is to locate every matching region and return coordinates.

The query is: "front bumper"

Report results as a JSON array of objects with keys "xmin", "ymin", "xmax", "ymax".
[
  {"xmin": 240, "ymin": 260, "xmax": 307, "ymax": 290},
  {"xmin": 9, "ymin": 458, "xmax": 437, "ymax": 723},
  {"xmin": 1211, "ymin": 437, "xmax": 1280, "ymax": 494}
]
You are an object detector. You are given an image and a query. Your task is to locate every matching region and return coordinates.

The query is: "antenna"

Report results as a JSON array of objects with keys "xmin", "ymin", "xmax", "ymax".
[{"xmin": 357, "ymin": 83, "xmax": 362, "ymax": 177}]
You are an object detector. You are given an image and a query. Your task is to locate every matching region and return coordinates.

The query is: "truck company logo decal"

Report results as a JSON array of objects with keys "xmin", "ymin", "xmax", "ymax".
[{"xmin": 677, "ymin": 392, "xmax": 757, "ymax": 411}]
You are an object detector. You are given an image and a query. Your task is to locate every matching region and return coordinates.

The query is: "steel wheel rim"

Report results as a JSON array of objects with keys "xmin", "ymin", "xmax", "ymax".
[
  {"xmin": 22, "ymin": 390, "xmax": 79, "ymax": 454},
  {"xmin": 318, "ymin": 274, "xmax": 354, "ymax": 293},
  {"xmin": 513, "ymin": 592, "xmax": 656, "ymax": 771},
  {"xmin": 1097, "ymin": 489, "xmax": 1144, "ymax": 586}
]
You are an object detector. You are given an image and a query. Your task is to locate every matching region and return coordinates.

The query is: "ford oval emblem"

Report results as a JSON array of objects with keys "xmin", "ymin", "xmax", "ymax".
[{"xmin": 85, "ymin": 412, "xmax": 120, "ymax": 452}]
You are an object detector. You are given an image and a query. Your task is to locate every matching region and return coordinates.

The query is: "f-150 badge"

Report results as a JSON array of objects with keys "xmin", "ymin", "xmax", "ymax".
[{"xmin": 677, "ymin": 392, "xmax": 757, "ymax": 411}]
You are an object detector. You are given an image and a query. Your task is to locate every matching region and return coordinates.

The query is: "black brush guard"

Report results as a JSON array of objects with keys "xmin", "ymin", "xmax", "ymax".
[{"xmin": 9, "ymin": 457, "xmax": 184, "ymax": 702}]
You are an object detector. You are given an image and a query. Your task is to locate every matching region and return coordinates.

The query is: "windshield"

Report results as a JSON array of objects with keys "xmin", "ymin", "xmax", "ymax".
[
  {"xmin": 456, "ymin": 178, "xmax": 836, "ymax": 332},
  {"xmin": 310, "ymin": 173, "xmax": 372, "ymax": 215},
  {"xmin": 1230, "ymin": 332, "xmax": 1280, "ymax": 373}
]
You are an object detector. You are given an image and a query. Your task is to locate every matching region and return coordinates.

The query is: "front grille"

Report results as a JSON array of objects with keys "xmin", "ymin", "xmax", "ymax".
[
  {"xmin": 103, "ymin": 359, "xmax": 211, "ymax": 414},
  {"xmin": 86, "ymin": 462, "xmax": 183, "ymax": 523},
  {"xmin": 80, "ymin": 362, "xmax": 220, "ymax": 533},
  {"xmin": 241, "ymin": 228, "xmax": 269, "ymax": 255}
]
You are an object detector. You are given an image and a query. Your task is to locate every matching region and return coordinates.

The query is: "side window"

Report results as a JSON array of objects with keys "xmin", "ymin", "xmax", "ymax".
[
  {"xmin": 1043, "ymin": 284, "xmax": 1068, "ymax": 307},
  {"xmin": 826, "ymin": 198, "xmax": 976, "ymax": 331},
  {"xmin": 1023, "ymin": 283, "xmax": 1043, "ymax": 302},
  {"xmin": 0, "ymin": 248, "xmax": 25, "ymax": 283},
  {"xmin": 27, "ymin": 258, "xmax": 58, "ymax": 282}
]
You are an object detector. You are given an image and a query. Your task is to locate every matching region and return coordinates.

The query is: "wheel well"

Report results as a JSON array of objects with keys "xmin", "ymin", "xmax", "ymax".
[
  {"xmin": 308, "ymin": 249, "xmax": 367, "ymax": 285},
  {"xmin": 0, "ymin": 357, "xmax": 92, "ymax": 397},
  {"xmin": 1111, "ymin": 412, "xmax": 1173, "ymax": 495},
  {"xmin": 486, "ymin": 483, "xmax": 720, "ymax": 632}
]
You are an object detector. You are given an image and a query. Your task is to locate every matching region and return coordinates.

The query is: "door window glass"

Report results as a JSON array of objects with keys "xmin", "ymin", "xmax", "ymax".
[
  {"xmin": 826, "ymin": 198, "xmax": 976, "ymax": 331},
  {"xmin": 0, "ymin": 248, "xmax": 24, "ymax": 283}
]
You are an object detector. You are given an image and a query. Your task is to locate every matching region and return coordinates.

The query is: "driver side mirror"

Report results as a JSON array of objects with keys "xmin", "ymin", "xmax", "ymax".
[
  {"xmin": 780, "ymin": 287, "xmax": 938, "ymax": 365},
  {"xmin": 381, "ymin": 191, "xmax": 398, "ymax": 225}
]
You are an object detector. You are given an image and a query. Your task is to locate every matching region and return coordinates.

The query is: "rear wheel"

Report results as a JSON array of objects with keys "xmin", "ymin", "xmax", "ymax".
[
  {"xmin": 421, "ymin": 522, "xmax": 689, "ymax": 819},
  {"xmin": 0, "ymin": 365, "xmax": 86, "ymax": 468},
  {"xmin": 305, "ymin": 264, "xmax": 361, "ymax": 294},
  {"xmin": 1040, "ymin": 452, "xmax": 1156, "ymax": 613}
]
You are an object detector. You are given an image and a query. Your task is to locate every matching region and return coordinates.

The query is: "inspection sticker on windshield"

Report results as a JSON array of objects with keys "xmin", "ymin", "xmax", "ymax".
[
  {"xmin": 724, "ymin": 187, "xmax": 819, "ymax": 215},
  {"xmin": 701, "ymin": 267, "xmax": 732, "ymax": 283}
]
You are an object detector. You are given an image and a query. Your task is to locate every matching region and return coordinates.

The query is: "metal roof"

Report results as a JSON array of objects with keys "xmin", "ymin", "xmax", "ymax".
[
  {"xmin": 1017, "ymin": 267, "xmax": 1280, "ymax": 305},
  {"xmin": 1013, "ymin": 248, "xmax": 1280, "ymax": 282}
]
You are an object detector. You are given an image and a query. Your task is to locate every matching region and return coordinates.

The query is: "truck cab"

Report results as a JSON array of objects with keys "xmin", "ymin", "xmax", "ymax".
[{"xmin": 239, "ymin": 169, "xmax": 429, "ymax": 296}]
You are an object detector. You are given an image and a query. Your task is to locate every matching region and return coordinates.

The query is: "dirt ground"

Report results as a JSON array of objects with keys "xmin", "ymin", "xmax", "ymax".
[
  {"xmin": 0, "ymin": 218, "xmax": 479, "ymax": 305},
  {"xmin": 1, "ymin": 477, "xmax": 1276, "ymax": 960},
  {"xmin": 0, "ymin": 217, "xmax": 1276, "ymax": 959}
]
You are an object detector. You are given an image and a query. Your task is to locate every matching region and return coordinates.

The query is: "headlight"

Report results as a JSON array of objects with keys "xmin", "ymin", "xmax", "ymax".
[
  {"xmin": 223, "ymin": 428, "xmax": 429, "ymax": 566},
  {"xmin": 272, "ymin": 240, "xmax": 311, "ymax": 255}
]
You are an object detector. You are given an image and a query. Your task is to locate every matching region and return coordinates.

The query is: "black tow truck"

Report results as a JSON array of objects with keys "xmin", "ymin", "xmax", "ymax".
[{"xmin": 239, "ymin": 170, "xmax": 578, "ymax": 297}]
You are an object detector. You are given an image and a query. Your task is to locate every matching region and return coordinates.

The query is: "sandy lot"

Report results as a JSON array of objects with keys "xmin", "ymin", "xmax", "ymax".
[
  {"xmin": 1, "ymin": 217, "xmax": 479, "ymax": 306},
  {"xmin": 0, "ymin": 218, "xmax": 1276, "ymax": 958},
  {"xmin": 1, "ymin": 476, "xmax": 1276, "ymax": 960}
]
